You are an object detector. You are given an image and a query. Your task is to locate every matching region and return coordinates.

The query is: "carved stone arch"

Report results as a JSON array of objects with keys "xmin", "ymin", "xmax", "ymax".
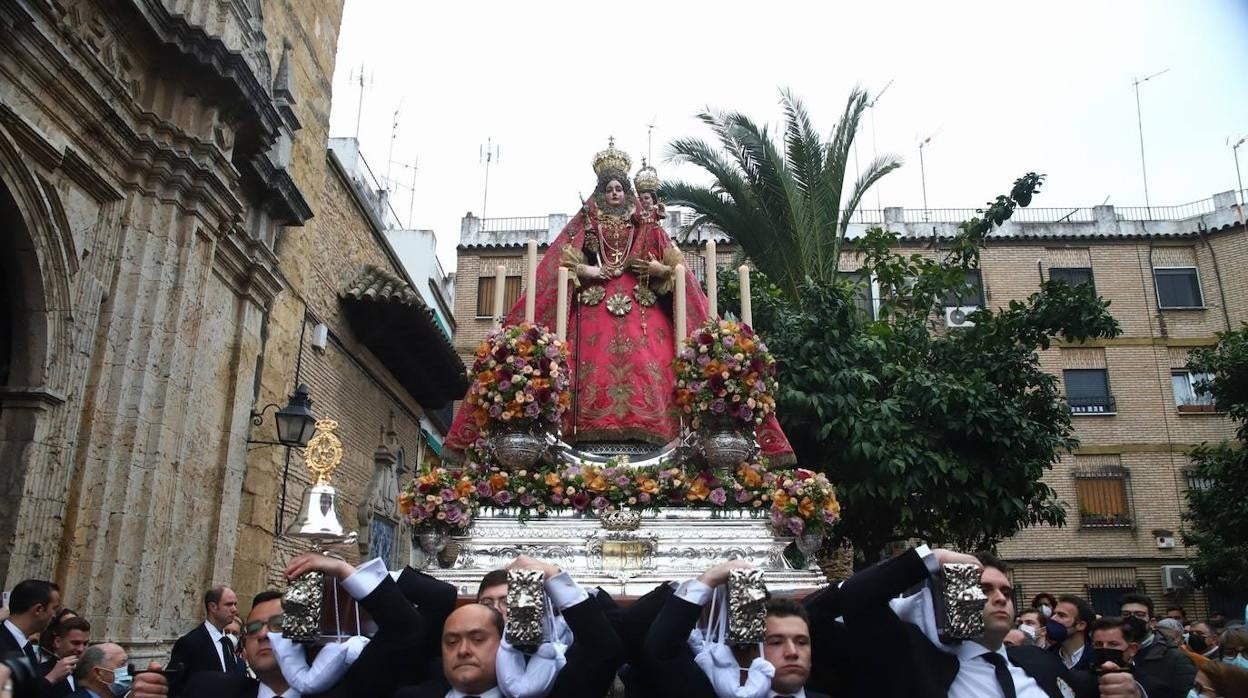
[{"xmin": 0, "ymin": 120, "xmax": 75, "ymax": 394}]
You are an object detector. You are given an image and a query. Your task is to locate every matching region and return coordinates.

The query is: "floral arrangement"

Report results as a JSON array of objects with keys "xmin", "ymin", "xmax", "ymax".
[
  {"xmin": 465, "ymin": 323, "xmax": 571, "ymax": 432},
  {"xmin": 673, "ymin": 319, "xmax": 779, "ymax": 429},
  {"xmin": 401, "ymin": 458, "xmax": 840, "ymax": 534},
  {"xmin": 398, "ymin": 466, "xmax": 477, "ymax": 533},
  {"xmin": 768, "ymin": 468, "xmax": 841, "ymax": 537}
]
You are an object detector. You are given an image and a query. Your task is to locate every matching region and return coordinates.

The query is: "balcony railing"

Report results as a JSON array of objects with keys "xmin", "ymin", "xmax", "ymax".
[
  {"xmin": 1079, "ymin": 513, "xmax": 1133, "ymax": 529},
  {"xmin": 1067, "ymin": 394, "xmax": 1117, "ymax": 415}
]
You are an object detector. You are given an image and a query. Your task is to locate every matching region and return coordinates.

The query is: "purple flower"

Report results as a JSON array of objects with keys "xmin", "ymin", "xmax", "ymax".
[
  {"xmin": 498, "ymin": 380, "xmax": 512, "ymax": 391},
  {"xmin": 444, "ymin": 505, "xmax": 462, "ymax": 523},
  {"xmin": 696, "ymin": 354, "xmax": 711, "ymax": 367},
  {"xmin": 591, "ymin": 496, "xmax": 610, "ymax": 511},
  {"xmin": 519, "ymin": 493, "xmax": 536, "ymax": 507},
  {"xmin": 489, "ymin": 404, "xmax": 503, "ymax": 418},
  {"xmin": 545, "ymin": 344, "xmax": 560, "ymax": 358},
  {"xmin": 679, "ymin": 347, "xmax": 695, "ymax": 360},
  {"xmin": 722, "ymin": 335, "xmax": 736, "ymax": 349},
  {"xmin": 525, "ymin": 403, "xmax": 541, "ymax": 417},
  {"xmin": 493, "ymin": 490, "xmax": 512, "ymax": 505},
  {"xmin": 638, "ymin": 492, "xmax": 651, "ymax": 504},
  {"xmin": 787, "ymin": 517, "xmax": 805, "ymax": 535},
  {"xmin": 571, "ymin": 493, "xmax": 590, "ymax": 510},
  {"xmin": 736, "ymin": 489, "xmax": 752, "ymax": 504},
  {"xmin": 551, "ymin": 493, "xmax": 564, "ymax": 505},
  {"xmin": 440, "ymin": 488, "xmax": 456, "ymax": 502},
  {"xmin": 709, "ymin": 488, "xmax": 727, "ymax": 506},
  {"xmin": 565, "ymin": 466, "xmax": 583, "ymax": 479},
  {"xmin": 615, "ymin": 476, "xmax": 630, "ymax": 487},
  {"xmin": 476, "ymin": 482, "xmax": 493, "ymax": 497}
]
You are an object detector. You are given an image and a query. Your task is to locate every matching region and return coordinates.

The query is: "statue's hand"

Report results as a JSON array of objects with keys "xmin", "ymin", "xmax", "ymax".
[
  {"xmin": 576, "ymin": 264, "xmax": 604, "ymax": 281},
  {"xmin": 630, "ymin": 259, "xmax": 668, "ymax": 277}
]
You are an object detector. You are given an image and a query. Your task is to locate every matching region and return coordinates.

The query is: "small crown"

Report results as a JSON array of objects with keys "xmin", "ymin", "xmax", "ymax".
[
  {"xmin": 592, "ymin": 137, "xmax": 632, "ymax": 179},
  {"xmin": 304, "ymin": 418, "xmax": 344, "ymax": 485},
  {"xmin": 634, "ymin": 158, "xmax": 660, "ymax": 193}
]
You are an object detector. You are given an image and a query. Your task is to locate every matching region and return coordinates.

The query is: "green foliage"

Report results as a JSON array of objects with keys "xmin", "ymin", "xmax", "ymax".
[
  {"xmin": 1182, "ymin": 325, "xmax": 1248, "ymax": 591},
  {"xmin": 718, "ymin": 174, "xmax": 1123, "ymax": 561},
  {"xmin": 661, "ymin": 87, "xmax": 901, "ymax": 301}
]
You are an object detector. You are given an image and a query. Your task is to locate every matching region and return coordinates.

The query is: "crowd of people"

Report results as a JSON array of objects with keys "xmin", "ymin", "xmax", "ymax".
[{"xmin": 2, "ymin": 548, "xmax": 1246, "ymax": 698}]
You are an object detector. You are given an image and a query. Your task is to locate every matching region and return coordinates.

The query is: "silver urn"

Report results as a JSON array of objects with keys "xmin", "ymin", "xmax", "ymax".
[
  {"xmin": 489, "ymin": 428, "xmax": 547, "ymax": 469},
  {"xmin": 698, "ymin": 417, "xmax": 755, "ymax": 469}
]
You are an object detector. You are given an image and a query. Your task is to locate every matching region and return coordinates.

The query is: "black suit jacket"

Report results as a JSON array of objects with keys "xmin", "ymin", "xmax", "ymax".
[
  {"xmin": 395, "ymin": 592, "xmax": 625, "ymax": 698},
  {"xmin": 169, "ymin": 622, "xmax": 227, "ymax": 694},
  {"xmin": 184, "ymin": 573, "xmax": 430, "ymax": 698},
  {"xmin": 394, "ymin": 566, "xmax": 458, "ymax": 681},
  {"xmin": 596, "ymin": 583, "xmax": 674, "ymax": 698},
  {"xmin": 641, "ymin": 590, "xmax": 830, "ymax": 698},
  {"xmin": 0, "ymin": 628, "xmax": 56, "ymax": 698},
  {"xmin": 37, "ymin": 659, "xmax": 75, "ymax": 698},
  {"xmin": 835, "ymin": 549, "xmax": 1098, "ymax": 698}
]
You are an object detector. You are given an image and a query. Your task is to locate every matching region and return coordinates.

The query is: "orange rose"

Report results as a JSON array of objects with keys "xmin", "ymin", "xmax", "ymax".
[
  {"xmin": 544, "ymin": 472, "xmax": 561, "ymax": 487},
  {"xmin": 455, "ymin": 478, "xmax": 476, "ymax": 497},
  {"xmin": 489, "ymin": 473, "xmax": 509, "ymax": 490},
  {"xmin": 638, "ymin": 478, "xmax": 660, "ymax": 495},
  {"xmin": 686, "ymin": 479, "xmax": 710, "ymax": 502},
  {"xmin": 398, "ymin": 491, "xmax": 413, "ymax": 516},
  {"xmin": 736, "ymin": 464, "xmax": 763, "ymax": 487},
  {"xmin": 798, "ymin": 496, "xmax": 815, "ymax": 518},
  {"xmin": 772, "ymin": 490, "xmax": 790, "ymax": 509},
  {"xmin": 587, "ymin": 476, "xmax": 608, "ymax": 493}
]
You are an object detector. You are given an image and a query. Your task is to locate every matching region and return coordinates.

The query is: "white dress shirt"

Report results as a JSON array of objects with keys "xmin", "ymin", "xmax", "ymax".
[
  {"xmin": 948, "ymin": 642, "xmax": 1051, "ymax": 698},
  {"xmin": 447, "ymin": 688, "xmax": 502, "ymax": 698},
  {"xmin": 1059, "ymin": 643, "xmax": 1084, "ymax": 669},
  {"xmin": 203, "ymin": 619, "xmax": 228, "ymax": 670},
  {"xmin": 3, "ymin": 618, "xmax": 29, "ymax": 652},
  {"xmin": 770, "ymin": 690, "xmax": 806, "ymax": 698},
  {"xmin": 258, "ymin": 683, "xmax": 302, "ymax": 698}
]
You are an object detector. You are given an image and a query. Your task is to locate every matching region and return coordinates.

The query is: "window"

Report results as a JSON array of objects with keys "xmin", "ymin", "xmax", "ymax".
[
  {"xmin": 1064, "ymin": 368, "xmax": 1116, "ymax": 414},
  {"xmin": 1089, "ymin": 587, "xmax": 1137, "ymax": 617},
  {"xmin": 941, "ymin": 270, "xmax": 984, "ymax": 307},
  {"xmin": 1172, "ymin": 371, "xmax": 1217, "ymax": 412},
  {"xmin": 844, "ymin": 270, "xmax": 875, "ymax": 319},
  {"xmin": 1049, "ymin": 267, "xmax": 1095, "ymax": 292},
  {"xmin": 1153, "ymin": 267, "xmax": 1203, "ymax": 309},
  {"xmin": 476, "ymin": 274, "xmax": 523, "ymax": 318},
  {"xmin": 1074, "ymin": 467, "xmax": 1132, "ymax": 527},
  {"xmin": 1184, "ymin": 470, "xmax": 1212, "ymax": 492}
]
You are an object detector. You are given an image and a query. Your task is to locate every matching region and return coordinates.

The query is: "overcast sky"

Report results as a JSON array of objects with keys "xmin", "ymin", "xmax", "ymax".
[{"xmin": 327, "ymin": 0, "xmax": 1248, "ymax": 270}]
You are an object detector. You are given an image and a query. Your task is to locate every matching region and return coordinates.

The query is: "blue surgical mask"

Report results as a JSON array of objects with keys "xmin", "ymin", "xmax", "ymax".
[
  {"xmin": 1046, "ymin": 617, "xmax": 1070, "ymax": 644},
  {"xmin": 1226, "ymin": 654, "xmax": 1248, "ymax": 670},
  {"xmin": 106, "ymin": 665, "xmax": 133, "ymax": 697}
]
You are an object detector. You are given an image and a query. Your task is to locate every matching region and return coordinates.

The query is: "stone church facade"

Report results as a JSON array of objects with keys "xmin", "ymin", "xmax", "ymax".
[{"xmin": 0, "ymin": 0, "xmax": 465, "ymax": 654}]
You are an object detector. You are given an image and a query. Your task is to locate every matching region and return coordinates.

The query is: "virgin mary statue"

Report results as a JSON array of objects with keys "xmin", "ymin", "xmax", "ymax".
[{"xmin": 445, "ymin": 139, "xmax": 795, "ymax": 465}]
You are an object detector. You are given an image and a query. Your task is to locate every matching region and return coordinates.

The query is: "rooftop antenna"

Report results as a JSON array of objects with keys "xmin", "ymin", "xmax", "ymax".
[
  {"xmin": 1132, "ymin": 68, "xmax": 1168, "ymax": 216},
  {"xmin": 867, "ymin": 79, "xmax": 893, "ymax": 210},
  {"xmin": 390, "ymin": 158, "xmax": 419, "ymax": 228},
  {"xmin": 385, "ymin": 99, "xmax": 402, "ymax": 188},
  {"xmin": 349, "ymin": 63, "xmax": 372, "ymax": 140},
  {"xmin": 647, "ymin": 116, "xmax": 657, "ymax": 164},
  {"xmin": 480, "ymin": 138, "xmax": 500, "ymax": 220}
]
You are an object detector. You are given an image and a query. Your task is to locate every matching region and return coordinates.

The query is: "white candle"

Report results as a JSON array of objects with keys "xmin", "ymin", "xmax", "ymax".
[
  {"xmin": 556, "ymin": 267, "xmax": 569, "ymax": 341},
  {"xmin": 524, "ymin": 238, "xmax": 537, "ymax": 323},
  {"xmin": 674, "ymin": 263, "xmax": 687, "ymax": 351},
  {"xmin": 706, "ymin": 239, "xmax": 717, "ymax": 317},
  {"xmin": 739, "ymin": 264, "xmax": 752, "ymax": 327},
  {"xmin": 493, "ymin": 264, "xmax": 507, "ymax": 326}
]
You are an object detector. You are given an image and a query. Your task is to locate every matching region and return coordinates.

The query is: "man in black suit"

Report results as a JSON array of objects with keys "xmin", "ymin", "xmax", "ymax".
[
  {"xmin": 643, "ymin": 559, "xmax": 831, "ymax": 698},
  {"xmin": 175, "ymin": 552, "xmax": 435, "ymax": 698},
  {"xmin": 1, "ymin": 578, "xmax": 62, "ymax": 697},
  {"xmin": 1048, "ymin": 594, "xmax": 1096, "ymax": 672},
  {"xmin": 397, "ymin": 554, "xmax": 624, "ymax": 698},
  {"xmin": 39, "ymin": 616, "xmax": 91, "ymax": 697},
  {"xmin": 168, "ymin": 583, "xmax": 240, "ymax": 691},
  {"xmin": 67, "ymin": 642, "xmax": 129, "ymax": 698},
  {"xmin": 839, "ymin": 549, "xmax": 1142, "ymax": 698}
]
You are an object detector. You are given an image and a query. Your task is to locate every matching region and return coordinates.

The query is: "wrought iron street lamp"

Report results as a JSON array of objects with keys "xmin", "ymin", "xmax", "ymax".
[{"xmin": 250, "ymin": 383, "xmax": 318, "ymax": 448}]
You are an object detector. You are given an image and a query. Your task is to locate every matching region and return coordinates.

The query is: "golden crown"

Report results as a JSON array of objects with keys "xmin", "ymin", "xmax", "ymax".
[
  {"xmin": 592, "ymin": 137, "xmax": 632, "ymax": 178},
  {"xmin": 634, "ymin": 158, "xmax": 660, "ymax": 193}
]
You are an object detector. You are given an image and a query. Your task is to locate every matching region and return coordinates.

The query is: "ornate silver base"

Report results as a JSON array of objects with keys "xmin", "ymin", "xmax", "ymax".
[{"xmin": 420, "ymin": 507, "xmax": 827, "ymax": 596}]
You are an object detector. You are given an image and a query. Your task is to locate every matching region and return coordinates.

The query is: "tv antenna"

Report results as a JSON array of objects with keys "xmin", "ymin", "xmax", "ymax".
[
  {"xmin": 647, "ymin": 117, "xmax": 657, "ymax": 163},
  {"xmin": 1132, "ymin": 68, "xmax": 1169, "ymax": 215},
  {"xmin": 349, "ymin": 64, "xmax": 372, "ymax": 140},
  {"xmin": 389, "ymin": 158, "xmax": 420, "ymax": 229},
  {"xmin": 864, "ymin": 79, "xmax": 893, "ymax": 210},
  {"xmin": 480, "ymin": 138, "xmax": 500, "ymax": 220},
  {"xmin": 385, "ymin": 100, "xmax": 402, "ymax": 188}
]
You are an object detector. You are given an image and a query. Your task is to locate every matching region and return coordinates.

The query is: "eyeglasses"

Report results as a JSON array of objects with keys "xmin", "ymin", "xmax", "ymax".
[
  {"xmin": 243, "ymin": 614, "xmax": 285, "ymax": 637},
  {"xmin": 478, "ymin": 597, "xmax": 508, "ymax": 613},
  {"xmin": 1223, "ymin": 647, "xmax": 1242, "ymax": 659},
  {"xmin": 1193, "ymin": 682, "xmax": 1217, "ymax": 697}
]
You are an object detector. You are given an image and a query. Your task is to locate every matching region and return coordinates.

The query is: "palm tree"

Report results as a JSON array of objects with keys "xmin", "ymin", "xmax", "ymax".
[{"xmin": 661, "ymin": 87, "xmax": 901, "ymax": 302}]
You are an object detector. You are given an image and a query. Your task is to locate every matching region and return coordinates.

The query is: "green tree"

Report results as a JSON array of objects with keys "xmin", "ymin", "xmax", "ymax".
[
  {"xmin": 661, "ymin": 87, "xmax": 900, "ymax": 301},
  {"xmin": 716, "ymin": 175, "xmax": 1122, "ymax": 562},
  {"xmin": 1182, "ymin": 326, "xmax": 1248, "ymax": 591}
]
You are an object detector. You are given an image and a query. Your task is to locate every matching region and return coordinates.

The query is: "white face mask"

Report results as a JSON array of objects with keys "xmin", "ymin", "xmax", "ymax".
[{"xmin": 1038, "ymin": 604, "xmax": 1053, "ymax": 617}]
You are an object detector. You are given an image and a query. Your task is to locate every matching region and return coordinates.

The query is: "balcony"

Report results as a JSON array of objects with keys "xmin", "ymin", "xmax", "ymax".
[{"xmin": 1067, "ymin": 394, "xmax": 1117, "ymax": 415}]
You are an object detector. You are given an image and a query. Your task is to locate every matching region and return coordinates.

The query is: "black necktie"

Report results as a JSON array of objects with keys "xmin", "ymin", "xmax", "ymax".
[
  {"xmin": 23, "ymin": 643, "xmax": 38, "ymax": 667},
  {"xmin": 981, "ymin": 652, "xmax": 1017, "ymax": 698},
  {"xmin": 219, "ymin": 637, "xmax": 237, "ymax": 671}
]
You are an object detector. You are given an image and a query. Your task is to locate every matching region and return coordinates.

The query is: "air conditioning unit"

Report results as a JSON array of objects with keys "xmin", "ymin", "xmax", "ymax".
[
  {"xmin": 1155, "ymin": 535, "xmax": 1176, "ymax": 549},
  {"xmin": 1161, "ymin": 565, "xmax": 1194, "ymax": 591},
  {"xmin": 944, "ymin": 305, "xmax": 978, "ymax": 328}
]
